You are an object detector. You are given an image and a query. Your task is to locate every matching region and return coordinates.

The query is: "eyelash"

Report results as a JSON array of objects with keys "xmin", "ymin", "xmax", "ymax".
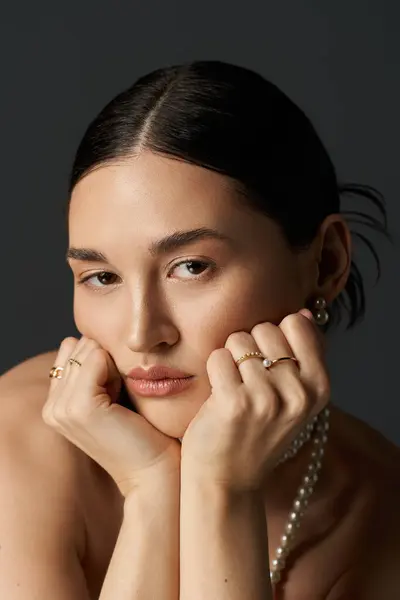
[{"xmin": 76, "ymin": 259, "xmax": 215, "ymax": 292}]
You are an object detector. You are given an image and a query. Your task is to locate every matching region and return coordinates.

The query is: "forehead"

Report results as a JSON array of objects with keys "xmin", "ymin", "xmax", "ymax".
[
  {"xmin": 67, "ymin": 151, "xmax": 285, "ymax": 263},
  {"xmin": 69, "ymin": 152, "xmax": 239, "ymax": 233}
]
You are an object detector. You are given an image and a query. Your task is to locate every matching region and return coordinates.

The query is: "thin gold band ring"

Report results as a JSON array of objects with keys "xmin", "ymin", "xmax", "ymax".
[{"xmin": 235, "ymin": 352, "xmax": 299, "ymax": 369}]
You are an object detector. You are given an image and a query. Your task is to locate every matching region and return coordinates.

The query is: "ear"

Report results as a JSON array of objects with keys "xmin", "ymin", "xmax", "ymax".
[{"xmin": 310, "ymin": 214, "xmax": 352, "ymax": 304}]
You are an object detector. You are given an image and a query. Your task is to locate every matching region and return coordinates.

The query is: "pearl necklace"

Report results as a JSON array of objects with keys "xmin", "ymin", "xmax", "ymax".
[
  {"xmin": 179, "ymin": 404, "xmax": 330, "ymax": 590},
  {"xmin": 270, "ymin": 405, "xmax": 330, "ymax": 587}
]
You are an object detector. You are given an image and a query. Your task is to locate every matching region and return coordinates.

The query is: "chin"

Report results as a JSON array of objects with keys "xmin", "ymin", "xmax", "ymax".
[{"xmin": 131, "ymin": 397, "xmax": 203, "ymax": 439}]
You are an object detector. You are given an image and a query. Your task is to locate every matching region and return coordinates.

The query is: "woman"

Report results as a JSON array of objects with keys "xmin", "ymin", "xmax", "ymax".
[{"xmin": 0, "ymin": 60, "xmax": 399, "ymax": 600}]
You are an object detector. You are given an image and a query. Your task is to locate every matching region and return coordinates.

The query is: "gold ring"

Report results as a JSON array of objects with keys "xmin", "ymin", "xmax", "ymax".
[
  {"xmin": 49, "ymin": 366, "xmax": 64, "ymax": 379},
  {"xmin": 265, "ymin": 357, "xmax": 299, "ymax": 369},
  {"xmin": 68, "ymin": 358, "xmax": 82, "ymax": 367},
  {"xmin": 235, "ymin": 352, "xmax": 265, "ymax": 366},
  {"xmin": 235, "ymin": 352, "xmax": 299, "ymax": 369}
]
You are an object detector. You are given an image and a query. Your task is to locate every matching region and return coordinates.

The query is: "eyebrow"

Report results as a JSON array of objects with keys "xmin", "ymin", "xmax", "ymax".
[{"xmin": 66, "ymin": 227, "xmax": 233, "ymax": 264}]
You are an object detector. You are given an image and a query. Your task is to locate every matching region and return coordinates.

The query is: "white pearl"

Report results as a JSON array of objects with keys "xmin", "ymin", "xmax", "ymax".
[
  {"xmin": 285, "ymin": 522, "xmax": 295, "ymax": 534},
  {"xmin": 269, "ymin": 406, "xmax": 330, "ymax": 587}
]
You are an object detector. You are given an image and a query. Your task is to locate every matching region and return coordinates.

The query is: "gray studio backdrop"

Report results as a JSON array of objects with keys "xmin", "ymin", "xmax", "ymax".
[{"xmin": 1, "ymin": 2, "xmax": 399, "ymax": 444}]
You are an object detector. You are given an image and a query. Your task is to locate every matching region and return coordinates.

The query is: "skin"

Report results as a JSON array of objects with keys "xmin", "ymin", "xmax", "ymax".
[
  {"xmin": 67, "ymin": 149, "xmax": 351, "ymax": 445},
  {"xmin": 3, "ymin": 148, "xmax": 399, "ymax": 598}
]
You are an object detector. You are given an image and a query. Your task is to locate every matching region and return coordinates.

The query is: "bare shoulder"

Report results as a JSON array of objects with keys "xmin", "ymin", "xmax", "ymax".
[
  {"xmin": 0, "ymin": 350, "xmax": 101, "ymax": 597},
  {"xmin": 0, "ymin": 350, "xmax": 88, "ymax": 557},
  {"xmin": 1, "ymin": 349, "xmax": 59, "ymax": 390},
  {"xmin": 0, "ymin": 351, "xmax": 124, "ymax": 598},
  {"xmin": 323, "ymin": 404, "xmax": 400, "ymax": 598}
]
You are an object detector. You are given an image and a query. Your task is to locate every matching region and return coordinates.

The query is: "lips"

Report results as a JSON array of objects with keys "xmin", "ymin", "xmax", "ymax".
[
  {"xmin": 126, "ymin": 375, "xmax": 195, "ymax": 397},
  {"xmin": 127, "ymin": 365, "xmax": 192, "ymax": 380}
]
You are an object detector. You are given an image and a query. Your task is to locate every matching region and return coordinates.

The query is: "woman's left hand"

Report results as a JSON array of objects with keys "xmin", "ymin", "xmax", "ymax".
[{"xmin": 180, "ymin": 309, "xmax": 330, "ymax": 492}]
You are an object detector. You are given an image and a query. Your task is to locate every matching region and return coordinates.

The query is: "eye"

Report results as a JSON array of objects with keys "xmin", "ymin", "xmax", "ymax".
[
  {"xmin": 169, "ymin": 260, "xmax": 214, "ymax": 280},
  {"xmin": 76, "ymin": 259, "xmax": 215, "ymax": 292},
  {"xmin": 77, "ymin": 271, "xmax": 120, "ymax": 291}
]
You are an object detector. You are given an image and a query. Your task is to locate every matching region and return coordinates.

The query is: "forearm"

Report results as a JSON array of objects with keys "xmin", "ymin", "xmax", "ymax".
[
  {"xmin": 99, "ymin": 472, "xmax": 180, "ymax": 600},
  {"xmin": 180, "ymin": 469, "xmax": 273, "ymax": 600}
]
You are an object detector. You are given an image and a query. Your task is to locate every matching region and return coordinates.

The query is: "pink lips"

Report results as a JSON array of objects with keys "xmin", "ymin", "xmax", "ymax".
[
  {"xmin": 126, "ymin": 376, "xmax": 194, "ymax": 397},
  {"xmin": 127, "ymin": 365, "xmax": 192, "ymax": 380}
]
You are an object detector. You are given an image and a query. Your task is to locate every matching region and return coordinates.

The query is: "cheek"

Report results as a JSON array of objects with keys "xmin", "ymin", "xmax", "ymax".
[
  {"xmin": 183, "ymin": 271, "xmax": 301, "ymax": 345},
  {"xmin": 73, "ymin": 297, "xmax": 115, "ymax": 343}
]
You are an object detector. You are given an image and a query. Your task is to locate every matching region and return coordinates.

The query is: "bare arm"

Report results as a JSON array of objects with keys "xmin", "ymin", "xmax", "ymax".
[
  {"xmin": 0, "ymin": 388, "xmax": 91, "ymax": 599},
  {"xmin": 180, "ymin": 469, "xmax": 273, "ymax": 600},
  {"xmin": 0, "ymin": 360, "xmax": 180, "ymax": 600},
  {"xmin": 99, "ymin": 470, "xmax": 180, "ymax": 600}
]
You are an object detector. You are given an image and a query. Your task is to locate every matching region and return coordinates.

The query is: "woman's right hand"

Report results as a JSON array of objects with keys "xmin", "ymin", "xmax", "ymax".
[{"xmin": 42, "ymin": 336, "xmax": 181, "ymax": 498}]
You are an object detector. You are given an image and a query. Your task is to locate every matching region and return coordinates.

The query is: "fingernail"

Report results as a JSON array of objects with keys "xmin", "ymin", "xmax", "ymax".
[{"xmin": 299, "ymin": 308, "xmax": 314, "ymax": 322}]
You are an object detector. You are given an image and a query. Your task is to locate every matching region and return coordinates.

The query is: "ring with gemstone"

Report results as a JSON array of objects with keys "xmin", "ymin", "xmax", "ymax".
[
  {"xmin": 235, "ymin": 352, "xmax": 299, "ymax": 370},
  {"xmin": 264, "ymin": 356, "xmax": 299, "ymax": 369}
]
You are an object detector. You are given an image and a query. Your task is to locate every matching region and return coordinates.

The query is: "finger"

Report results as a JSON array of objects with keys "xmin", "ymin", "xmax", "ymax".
[
  {"xmin": 65, "ymin": 345, "xmax": 122, "ymax": 416},
  {"xmin": 206, "ymin": 347, "xmax": 242, "ymax": 400},
  {"xmin": 224, "ymin": 331, "xmax": 267, "ymax": 385},
  {"xmin": 250, "ymin": 321, "xmax": 298, "ymax": 379},
  {"xmin": 250, "ymin": 319, "xmax": 311, "ymax": 423},
  {"xmin": 298, "ymin": 308, "xmax": 327, "ymax": 354},
  {"xmin": 74, "ymin": 341, "xmax": 121, "ymax": 393},
  {"xmin": 249, "ymin": 321, "xmax": 303, "ymax": 417},
  {"xmin": 279, "ymin": 313, "xmax": 330, "ymax": 415},
  {"xmin": 48, "ymin": 337, "xmax": 79, "ymax": 396},
  {"xmin": 63, "ymin": 337, "xmax": 99, "ymax": 383}
]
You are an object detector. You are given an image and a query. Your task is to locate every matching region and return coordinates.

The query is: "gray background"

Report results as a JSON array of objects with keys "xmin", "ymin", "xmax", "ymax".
[{"xmin": 1, "ymin": 2, "xmax": 399, "ymax": 444}]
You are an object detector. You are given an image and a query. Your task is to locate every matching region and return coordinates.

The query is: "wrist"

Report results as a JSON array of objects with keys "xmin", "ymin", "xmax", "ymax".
[
  {"xmin": 124, "ymin": 470, "xmax": 180, "ymax": 515},
  {"xmin": 181, "ymin": 460, "xmax": 267, "ymax": 504},
  {"xmin": 125, "ymin": 461, "xmax": 180, "ymax": 498}
]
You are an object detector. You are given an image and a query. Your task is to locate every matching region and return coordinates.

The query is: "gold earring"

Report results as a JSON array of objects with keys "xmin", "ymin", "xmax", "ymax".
[{"xmin": 312, "ymin": 297, "xmax": 329, "ymax": 326}]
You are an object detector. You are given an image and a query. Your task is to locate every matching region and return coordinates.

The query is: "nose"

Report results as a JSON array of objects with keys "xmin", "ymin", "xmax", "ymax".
[{"xmin": 125, "ymin": 286, "xmax": 179, "ymax": 354}]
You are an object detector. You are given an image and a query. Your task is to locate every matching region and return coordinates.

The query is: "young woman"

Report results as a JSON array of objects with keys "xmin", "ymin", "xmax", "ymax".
[{"xmin": 1, "ymin": 60, "xmax": 399, "ymax": 600}]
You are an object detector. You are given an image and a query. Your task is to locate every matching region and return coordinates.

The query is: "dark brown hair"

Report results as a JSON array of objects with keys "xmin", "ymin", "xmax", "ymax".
[{"xmin": 66, "ymin": 60, "xmax": 392, "ymax": 334}]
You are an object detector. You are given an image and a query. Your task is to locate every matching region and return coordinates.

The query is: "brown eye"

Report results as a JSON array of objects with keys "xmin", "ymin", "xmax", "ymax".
[
  {"xmin": 170, "ymin": 260, "xmax": 213, "ymax": 280},
  {"xmin": 184, "ymin": 261, "xmax": 208, "ymax": 275},
  {"xmin": 96, "ymin": 272, "xmax": 118, "ymax": 285},
  {"xmin": 78, "ymin": 271, "xmax": 120, "ymax": 290}
]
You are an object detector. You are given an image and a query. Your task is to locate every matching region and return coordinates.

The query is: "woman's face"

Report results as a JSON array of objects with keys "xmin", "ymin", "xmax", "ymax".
[{"xmin": 68, "ymin": 151, "xmax": 315, "ymax": 438}]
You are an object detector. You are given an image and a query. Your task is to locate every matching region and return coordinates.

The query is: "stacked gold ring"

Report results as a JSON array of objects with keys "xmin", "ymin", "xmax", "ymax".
[{"xmin": 49, "ymin": 357, "xmax": 82, "ymax": 379}]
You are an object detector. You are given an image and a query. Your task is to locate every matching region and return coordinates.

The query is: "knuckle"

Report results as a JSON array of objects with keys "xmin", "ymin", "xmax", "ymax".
[
  {"xmin": 315, "ymin": 375, "xmax": 331, "ymax": 403},
  {"xmin": 207, "ymin": 347, "xmax": 227, "ymax": 366},
  {"xmin": 289, "ymin": 386, "xmax": 310, "ymax": 418},
  {"xmin": 41, "ymin": 405, "xmax": 52, "ymax": 424},
  {"xmin": 51, "ymin": 403, "xmax": 67, "ymax": 423},
  {"xmin": 253, "ymin": 392, "xmax": 279, "ymax": 420},
  {"xmin": 280, "ymin": 312, "xmax": 301, "ymax": 332},
  {"xmin": 87, "ymin": 338, "xmax": 100, "ymax": 350},
  {"xmin": 61, "ymin": 337, "xmax": 78, "ymax": 350},
  {"xmin": 87, "ymin": 345, "xmax": 104, "ymax": 362},
  {"xmin": 42, "ymin": 404, "xmax": 62, "ymax": 428},
  {"xmin": 251, "ymin": 321, "xmax": 273, "ymax": 337},
  {"xmin": 225, "ymin": 331, "xmax": 252, "ymax": 347}
]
